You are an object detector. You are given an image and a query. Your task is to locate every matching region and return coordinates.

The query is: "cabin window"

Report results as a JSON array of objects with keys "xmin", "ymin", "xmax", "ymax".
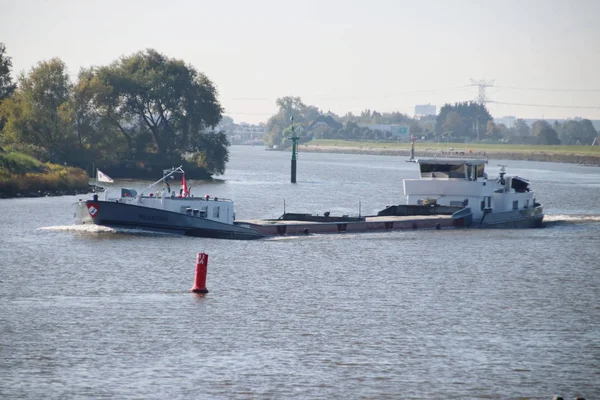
[
  {"xmin": 524, "ymin": 199, "xmax": 529, "ymax": 209},
  {"xmin": 513, "ymin": 200, "xmax": 518, "ymax": 210},
  {"xmin": 213, "ymin": 206, "xmax": 220, "ymax": 218},
  {"xmin": 465, "ymin": 164, "xmax": 484, "ymax": 180},
  {"xmin": 420, "ymin": 163, "xmax": 466, "ymax": 178},
  {"xmin": 476, "ymin": 165, "xmax": 485, "ymax": 178},
  {"xmin": 199, "ymin": 206, "xmax": 207, "ymax": 218}
]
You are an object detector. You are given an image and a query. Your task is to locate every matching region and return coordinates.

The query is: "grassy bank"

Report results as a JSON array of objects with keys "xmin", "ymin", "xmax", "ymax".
[
  {"xmin": 301, "ymin": 139, "xmax": 600, "ymax": 165},
  {"xmin": 0, "ymin": 151, "xmax": 91, "ymax": 198}
]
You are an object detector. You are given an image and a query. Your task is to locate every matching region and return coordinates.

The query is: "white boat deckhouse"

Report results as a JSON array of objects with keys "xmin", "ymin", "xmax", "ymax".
[{"xmin": 403, "ymin": 157, "xmax": 542, "ymax": 227}]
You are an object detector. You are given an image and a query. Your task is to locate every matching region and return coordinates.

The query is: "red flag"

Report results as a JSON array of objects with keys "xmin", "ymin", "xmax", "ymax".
[{"xmin": 181, "ymin": 174, "xmax": 189, "ymax": 197}]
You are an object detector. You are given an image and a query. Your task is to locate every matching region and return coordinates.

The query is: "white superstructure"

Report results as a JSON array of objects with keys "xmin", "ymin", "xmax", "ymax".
[
  {"xmin": 404, "ymin": 158, "xmax": 541, "ymax": 225},
  {"xmin": 112, "ymin": 192, "xmax": 235, "ymax": 225}
]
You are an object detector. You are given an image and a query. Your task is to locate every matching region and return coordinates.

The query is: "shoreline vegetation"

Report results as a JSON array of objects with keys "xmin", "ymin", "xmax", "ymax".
[
  {"xmin": 299, "ymin": 140, "xmax": 600, "ymax": 166},
  {"xmin": 0, "ymin": 151, "xmax": 92, "ymax": 199}
]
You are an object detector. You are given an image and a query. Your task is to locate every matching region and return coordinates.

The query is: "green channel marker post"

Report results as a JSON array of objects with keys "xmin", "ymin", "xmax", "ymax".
[{"xmin": 289, "ymin": 116, "xmax": 299, "ymax": 183}]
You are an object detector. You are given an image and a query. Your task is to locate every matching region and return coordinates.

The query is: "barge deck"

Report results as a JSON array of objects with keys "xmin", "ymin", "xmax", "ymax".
[{"xmin": 236, "ymin": 213, "xmax": 466, "ymax": 237}]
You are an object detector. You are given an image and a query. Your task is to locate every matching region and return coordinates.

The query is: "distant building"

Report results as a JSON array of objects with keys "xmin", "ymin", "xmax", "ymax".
[
  {"xmin": 415, "ymin": 104, "xmax": 437, "ymax": 118},
  {"xmin": 224, "ymin": 123, "xmax": 266, "ymax": 144}
]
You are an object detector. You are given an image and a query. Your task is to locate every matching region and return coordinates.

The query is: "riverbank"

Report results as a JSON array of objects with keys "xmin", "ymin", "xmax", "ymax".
[
  {"xmin": 0, "ymin": 185, "xmax": 96, "ymax": 199},
  {"xmin": 0, "ymin": 151, "xmax": 92, "ymax": 199},
  {"xmin": 299, "ymin": 143, "xmax": 600, "ymax": 166}
]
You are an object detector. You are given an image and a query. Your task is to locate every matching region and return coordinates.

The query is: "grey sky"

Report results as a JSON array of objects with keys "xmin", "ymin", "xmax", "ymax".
[{"xmin": 2, "ymin": 0, "xmax": 599, "ymax": 124}]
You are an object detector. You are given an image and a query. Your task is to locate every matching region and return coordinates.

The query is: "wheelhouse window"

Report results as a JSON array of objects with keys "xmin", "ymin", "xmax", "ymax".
[
  {"xmin": 466, "ymin": 164, "xmax": 485, "ymax": 180},
  {"xmin": 475, "ymin": 164, "xmax": 485, "ymax": 178},
  {"xmin": 513, "ymin": 200, "xmax": 518, "ymax": 210},
  {"xmin": 420, "ymin": 163, "xmax": 466, "ymax": 178},
  {"xmin": 511, "ymin": 177, "xmax": 530, "ymax": 193}
]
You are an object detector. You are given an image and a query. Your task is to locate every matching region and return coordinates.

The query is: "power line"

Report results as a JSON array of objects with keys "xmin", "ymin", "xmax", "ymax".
[
  {"xmin": 493, "ymin": 85, "xmax": 600, "ymax": 92},
  {"xmin": 316, "ymin": 86, "xmax": 471, "ymax": 100},
  {"xmin": 222, "ymin": 86, "xmax": 471, "ymax": 102},
  {"xmin": 491, "ymin": 101, "xmax": 600, "ymax": 109}
]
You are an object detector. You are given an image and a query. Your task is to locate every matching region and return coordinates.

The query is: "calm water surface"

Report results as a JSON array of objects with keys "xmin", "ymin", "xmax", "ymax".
[{"xmin": 1, "ymin": 146, "xmax": 599, "ymax": 399}]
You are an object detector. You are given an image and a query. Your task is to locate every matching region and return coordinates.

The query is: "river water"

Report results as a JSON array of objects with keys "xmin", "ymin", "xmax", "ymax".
[{"xmin": 1, "ymin": 146, "xmax": 599, "ymax": 399}]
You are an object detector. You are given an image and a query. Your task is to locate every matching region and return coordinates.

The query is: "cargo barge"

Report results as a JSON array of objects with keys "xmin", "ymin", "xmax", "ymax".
[{"xmin": 74, "ymin": 158, "xmax": 543, "ymax": 239}]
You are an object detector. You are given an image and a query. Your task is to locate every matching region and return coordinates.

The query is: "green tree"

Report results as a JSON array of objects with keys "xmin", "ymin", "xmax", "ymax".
[
  {"xmin": 442, "ymin": 110, "xmax": 464, "ymax": 138},
  {"xmin": 532, "ymin": 120, "xmax": 560, "ymax": 145},
  {"xmin": 0, "ymin": 43, "xmax": 16, "ymax": 102},
  {"xmin": 435, "ymin": 102, "xmax": 492, "ymax": 140},
  {"xmin": 93, "ymin": 49, "xmax": 223, "ymax": 158},
  {"xmin": 0, "ymin": 43, "xmax": 17, "ymax": 137},
  {"xmin": 537, "ymin": 126, "xmax": 561, "ymax": 145},
  {"xmin": 561, "ymin": 120, "xmax": 584, "ymax": 145},
  {"xmin": 1, "ymin": 58, "xmax": 76, "ymax": 163},
  {"xmin": 371, "ymin": 111, "xmax": 382, "ymax": 124},
  {"xmin": 485, "ymin": 121, "xmax": 502, "ymax": 140},
  {"xmin": 64, "ymin": 67, "xmax": 127, "ymax": 164},
  {"xmin": 579, "ymin": 119, "xmax": 598, "ymax": 145},
  {"xmin": 264, "ymin": 97, "xmax": 319, "ymax": 147},
  {"xmin": 359, "ymin": 109, "xmax": 372, "ymax": 124},
  {"xmin": 514, "ymin": 119, "xmax": 530, "ymax": 136},
  {"xmin": 189, "ymin": 131, "xmax": 230, "ymax": 175},
  {"xmin": 531, "ymin": 120, "xmax": 551, "ymax": 137}
]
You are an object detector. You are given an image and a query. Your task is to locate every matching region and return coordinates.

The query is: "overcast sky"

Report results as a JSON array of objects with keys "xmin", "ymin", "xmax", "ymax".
[{"xmin": 2, "ymin": 0, "xmax": 599, "ymax": 124}]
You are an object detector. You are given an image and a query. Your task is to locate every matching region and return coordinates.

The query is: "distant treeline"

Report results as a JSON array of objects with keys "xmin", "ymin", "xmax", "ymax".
[{"xmin": 257, "ymin": 97, "xmax": 598, "ymax": 148}]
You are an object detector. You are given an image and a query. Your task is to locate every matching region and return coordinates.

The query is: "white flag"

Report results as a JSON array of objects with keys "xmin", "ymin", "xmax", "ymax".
[{"xmin": 97, "ymin": 169, "xmax": 114, "ymax": 183}]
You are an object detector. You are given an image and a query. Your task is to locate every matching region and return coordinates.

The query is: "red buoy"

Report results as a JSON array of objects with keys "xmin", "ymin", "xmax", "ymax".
[{"xmin": 191, "ymin": 252, "xmax": 209, "ymax": 294}]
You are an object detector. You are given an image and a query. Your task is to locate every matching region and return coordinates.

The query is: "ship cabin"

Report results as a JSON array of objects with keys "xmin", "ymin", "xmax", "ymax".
[
  {"xmin": 404, "ymin": 158, "xmax": 533, "ymax": 221},
  {"xmin": 113, "ymin": 189, "xmax": 236, "ymax": 225}
]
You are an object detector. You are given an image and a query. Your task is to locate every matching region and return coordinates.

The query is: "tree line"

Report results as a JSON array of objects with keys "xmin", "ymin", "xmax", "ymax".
[
  {"xmin": 262, "ymin": 97, "xmax": 598, "ymax": 147},
  {"xmin": 0, "ymin": 43, "xmax": 230, "ymax": 178}
]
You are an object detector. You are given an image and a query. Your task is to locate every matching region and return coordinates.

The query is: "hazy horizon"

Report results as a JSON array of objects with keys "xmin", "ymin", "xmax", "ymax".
[{"xmin": 2, "ymin": 0, "xmax": 599, "ymax": 124}]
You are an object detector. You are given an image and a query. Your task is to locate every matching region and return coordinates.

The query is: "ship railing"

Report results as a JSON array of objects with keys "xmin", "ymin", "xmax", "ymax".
[
  {"xmin": 136, "ymin": 166, "xmax": 184, "ymax": 198},
  {"xmin": 432, "ymin": 151, "xmax": 488, "ymax": 162}
]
